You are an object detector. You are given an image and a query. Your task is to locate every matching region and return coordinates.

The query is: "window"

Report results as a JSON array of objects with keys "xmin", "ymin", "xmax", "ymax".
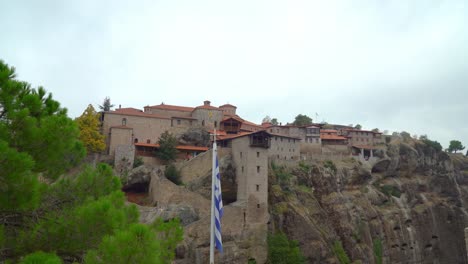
[
  {"xmin": 202, "ymin": 120, "xmax": 205, "ymax": 126},
  {"xmin": 190, "ymin": 120, "xmax": 193, "ymax": 126},
  {"xmin": 242, "ymin": 166, "xmax": 244, "ymax": 173},
  {"xmin": 281, "ymin": 138, "xmax": 283, "ymax": 142},
  {"xmin": 134, "ymin": 138, "xmax": 138, "ymax": 143},
  {"xmin": 122, "ymin": 118, "xmax": 127, "ymax": 126},
  {"xmin": 257, "ymin": 166, "xmax": 260, "ymax": 173},
  {"xmin": 275, "ymin": 137, "xmax": 278, "ymax": 141},
  {"xmin": 240, "ymin": 152, "xmax": 243, "ymax": 158},
  {"xmin": 256, "ymin": 184, "xmax": 260, "ymax": 191},
  {"xmin": 257, "ymin": 152, "xmax": 260, "ymax": 158},
  {"xmin": 214, "ymin": 121, "xmax": 217, "ymax": 128},
  {"xmin": 146, "ymin": 139, "xmax": 150, "ymax": 143},
  {"xmin": 257, "ymin": 204, "xmax": 260, "ymax": 208},
  {"xmin": 177, "ymin": 119, "xmax": 181, "ymax": 125},
  {"xmin": 288, "ymin": 139, "xmax": 290, "ymax": 143}
]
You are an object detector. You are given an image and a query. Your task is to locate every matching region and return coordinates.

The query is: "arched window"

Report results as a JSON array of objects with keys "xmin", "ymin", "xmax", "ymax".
[
  {"xmin": 122, "ymin": 118, "xmax": 127, "ymax": 126},
  {"xmin": 134, "ymin": 138, "xmax": 138, "ymax": 143}
]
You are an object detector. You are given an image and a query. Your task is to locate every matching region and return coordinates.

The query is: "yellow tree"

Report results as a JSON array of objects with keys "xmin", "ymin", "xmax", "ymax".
[{"xmin": 76, "ymin": 104, "xmax": 106, "ymax": 153}]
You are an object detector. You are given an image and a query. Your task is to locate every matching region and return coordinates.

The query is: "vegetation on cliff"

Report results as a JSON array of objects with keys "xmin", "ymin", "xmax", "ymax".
[
  {"xmin": 76, "ymin": 104, "xmax": 106, "ymax": 153},
  {"xmin": 0, "ymin": 60, "xmax": 182, "ymax": 263}
]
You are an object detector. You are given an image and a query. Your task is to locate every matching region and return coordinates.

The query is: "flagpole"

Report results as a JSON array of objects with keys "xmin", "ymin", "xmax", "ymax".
[{"xmin": 209, "ymin": 129, "xmax": 216, "ymax": 264}]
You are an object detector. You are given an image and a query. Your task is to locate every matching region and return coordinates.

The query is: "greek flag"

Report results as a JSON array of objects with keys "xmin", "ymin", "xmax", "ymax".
[{"xmin": 213, "ymin": 143, "xmax": 224, "ymax": 253}]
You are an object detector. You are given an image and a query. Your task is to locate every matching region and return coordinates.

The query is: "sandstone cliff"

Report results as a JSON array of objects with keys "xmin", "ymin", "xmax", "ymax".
[
  {"xmin": 129, "ymin": 137, "xmax": 468, "ymax": 263},
  {"xmin": 270, "ymin": 140, "xmax": 468, "ymax": 263}
]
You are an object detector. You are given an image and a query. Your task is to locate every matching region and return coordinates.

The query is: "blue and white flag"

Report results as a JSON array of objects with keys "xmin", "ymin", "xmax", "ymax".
[{"xmin": 213, "ymin": 143, "xmax": 223, "ymax": 253}]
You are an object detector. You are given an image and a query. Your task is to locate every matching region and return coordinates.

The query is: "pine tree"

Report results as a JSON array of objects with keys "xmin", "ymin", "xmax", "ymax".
[
  {"xmin": 0, "ymin": 60, "xmax": 182, "ymax": 263},
  {"xmin": 76, "ymin": 104, "xmax": 106, "ymax": 153},
  {"xmin": 98, "ymin": 97, "xmax": 114, "ymax": 112},
  {"xmin": 156, "ymin": 131, "xmax": 178, "ymax": 162}
]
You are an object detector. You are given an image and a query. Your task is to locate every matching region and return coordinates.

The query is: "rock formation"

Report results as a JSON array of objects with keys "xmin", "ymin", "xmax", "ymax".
[{"xmin": 128, "ymin": 137, "xmax": 468, "ymax": 263}]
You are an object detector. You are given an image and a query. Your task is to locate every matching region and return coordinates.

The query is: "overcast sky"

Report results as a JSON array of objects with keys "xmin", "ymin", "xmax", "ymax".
[{"xmin": 1, "ymin": 0, "xmax": 467, "ymax": 148}]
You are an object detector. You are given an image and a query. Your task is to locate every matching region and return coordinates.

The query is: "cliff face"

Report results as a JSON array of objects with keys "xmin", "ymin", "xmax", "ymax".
[{"xmin": 270, "ymin": 140, "xmax": 468, "ymax": 263}]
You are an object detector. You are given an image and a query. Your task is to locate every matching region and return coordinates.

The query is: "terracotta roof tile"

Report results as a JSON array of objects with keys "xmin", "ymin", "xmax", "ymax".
[
  {"xmin": 106, "ymin": 110, "xmax": 171, "ymax": 120},
  {"xmin": 219, "ymin": 103, "xmax": 237, "ymax": 108},
  {"xmin": 194, "ymin": 105, "xmax": 221, "ymax": 110},
  {"xmin": 320, "ymin": 134, "xmax": 348, "ymax": 140},
  {"xmin": 147, "ymin": 104, "xmax": 194, "ymax": 112},
  {"xmin": 114, "ymin": 107, "xmax": 142, "ymax": 112}
]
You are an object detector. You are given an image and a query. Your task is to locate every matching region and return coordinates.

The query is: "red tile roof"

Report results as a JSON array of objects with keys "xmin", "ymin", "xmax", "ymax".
[
  {"xmin": 221, "ymin": 116, "xmax": 244, "ymax": 123},
  {"xmin": 194, "ymin": 104, "xmax": 221, "ymax": 110},
  {"xmin": 216, "ymin": 131, "xmax": 255, "ymax": 141},
  {"xmin": 320, "ymin": 129, "xmax": 338, "ymax": 133},
  {"xmin": 114, "ymin": 107, "xmax": 142, "ymax": 112},
  {"xmin": 208, "ymin": 130, "xmax": 227, "ymax": 136},
  {"xmin": 107, "ymin": 110, "xmax": 170, "ymax": 120},
  {"xmin": 134, "ymin": 143, "xmax": 208, "ymax": 151},
  {"xmin": 147, "ymin": 104, "xmax": 194, "ymax": 112},
  {"xmin": 219, "ymin": 103, "xmax": 237, "ymax": 108}
]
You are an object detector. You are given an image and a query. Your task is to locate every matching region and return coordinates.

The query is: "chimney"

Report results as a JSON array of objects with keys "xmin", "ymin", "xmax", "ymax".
[
  {"xmin": 204, "ymin": 100, "xmax": 211, "ymax": 106},
  {"xmin": 119, "ymin": 104, "xmax": 121, "ymax": 109}
]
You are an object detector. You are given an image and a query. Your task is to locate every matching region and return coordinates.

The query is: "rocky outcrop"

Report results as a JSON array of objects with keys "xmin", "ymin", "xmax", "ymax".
[
  {"xmin": 270, "ymin": 140, "xmax": 468, "ymax": 263},
  {"xmin": 129, "ymin": 138, "xmax": 468, "ymax": 263}
]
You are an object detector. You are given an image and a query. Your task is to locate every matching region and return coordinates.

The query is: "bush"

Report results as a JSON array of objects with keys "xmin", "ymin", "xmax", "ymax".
[
  {"xmin": 379, "ymin": 185, "xmax": 401, "ymax": 198},
  {"xmin": 324, "ymin": 160, "xmax": 337, "ymax": 173},
  {"xmin": 268, "ymin": 232, "xmax": 305, "ymax": 264},
  {"xmin": 332, "ymin": 240, "xmax": 351, "ymax": 264},
  {"xmin": 421, "ymin": 139, "xmax": 442, "ymax": 152},
  {"xmin": 298, "ymin": 161, "xmax": 311, "ymax": 173},
  {"xmin": 373, "ymin": 238, "xmax": 383, "ymax": 264},
  {"xmin": 133, "ymin": 156, "xmax": 144, "ymax": 168},
  {"xmin": 165, "ymin": 164, "xmax": 182, "ymax": 185},
  {"xmin": 20, "ymin": 251, "xmax": 62, "ymax": 264}
]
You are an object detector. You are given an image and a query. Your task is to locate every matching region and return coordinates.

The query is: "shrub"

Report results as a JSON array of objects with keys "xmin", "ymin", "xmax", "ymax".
[
  {"xmin": 324, "ymin": 160, "xmax": 337, "ymax": 173},
  {"xmin": 380, "ymin": 185, "xmax": 401, "ymax": 198},
  {"xmin": 373, "ymin": 238, "xmax": 383, "ymax": 264},
  {"xmin": 332, "ymin": 240, "xmax": 351, "ymax": 264},
  {"xmin": 268, "ymin": 232, "xmax": 305, "ymax": 264},
  {"xmin": 421, "ymin": 139, "xmax": 442, "ymax": 152},
  {"xmin": 298, "ymin": 161, "xmax": 311, "ymax": 173},
  {"xmin": 165, "ymin": 164, "xmax": 182, "ymax": 185},
  {"xmin": 20, "ymin": 251, "xmax": 62, "ymax": 264},
  {"xmin": 133, "ymin": 156, "xmax": 144, "ymax": 168}
]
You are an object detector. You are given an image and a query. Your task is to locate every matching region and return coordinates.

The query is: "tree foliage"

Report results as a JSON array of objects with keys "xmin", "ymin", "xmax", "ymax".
[
  {"xmin": 292, "ymin": 114, "xmax": 312, "ymax": 126},
  {"xmin": 0, "ymin": 60, "xmax": 183, "ymax": 263},
  {"xmin": 354, "ymin": 124, "xmax": 362, "ymax": 130},
  {"xmin": 156, "ymin": 131, "xmax": 178, "ymax": 162},
  {"xmin": 448, "ymin": 140, "xmax": 465, "ymax": 153},
  {"xmin": 98, "ymin": 96, "xmax": 114, "ymax": 112},
  {"xmin": 76, "ymin": 104, "xmax": 106, "ymax": 153},
  {"xmin": 262, "ymin": 115, "xmax": 271, "ymax": 124},
  {"xmin": 271, "ymin": 118, "xmax": 279, "ymax": 126},
  {"xmin": 421, "ymin": 138, "xmax": 442, "ymax": 152}
]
